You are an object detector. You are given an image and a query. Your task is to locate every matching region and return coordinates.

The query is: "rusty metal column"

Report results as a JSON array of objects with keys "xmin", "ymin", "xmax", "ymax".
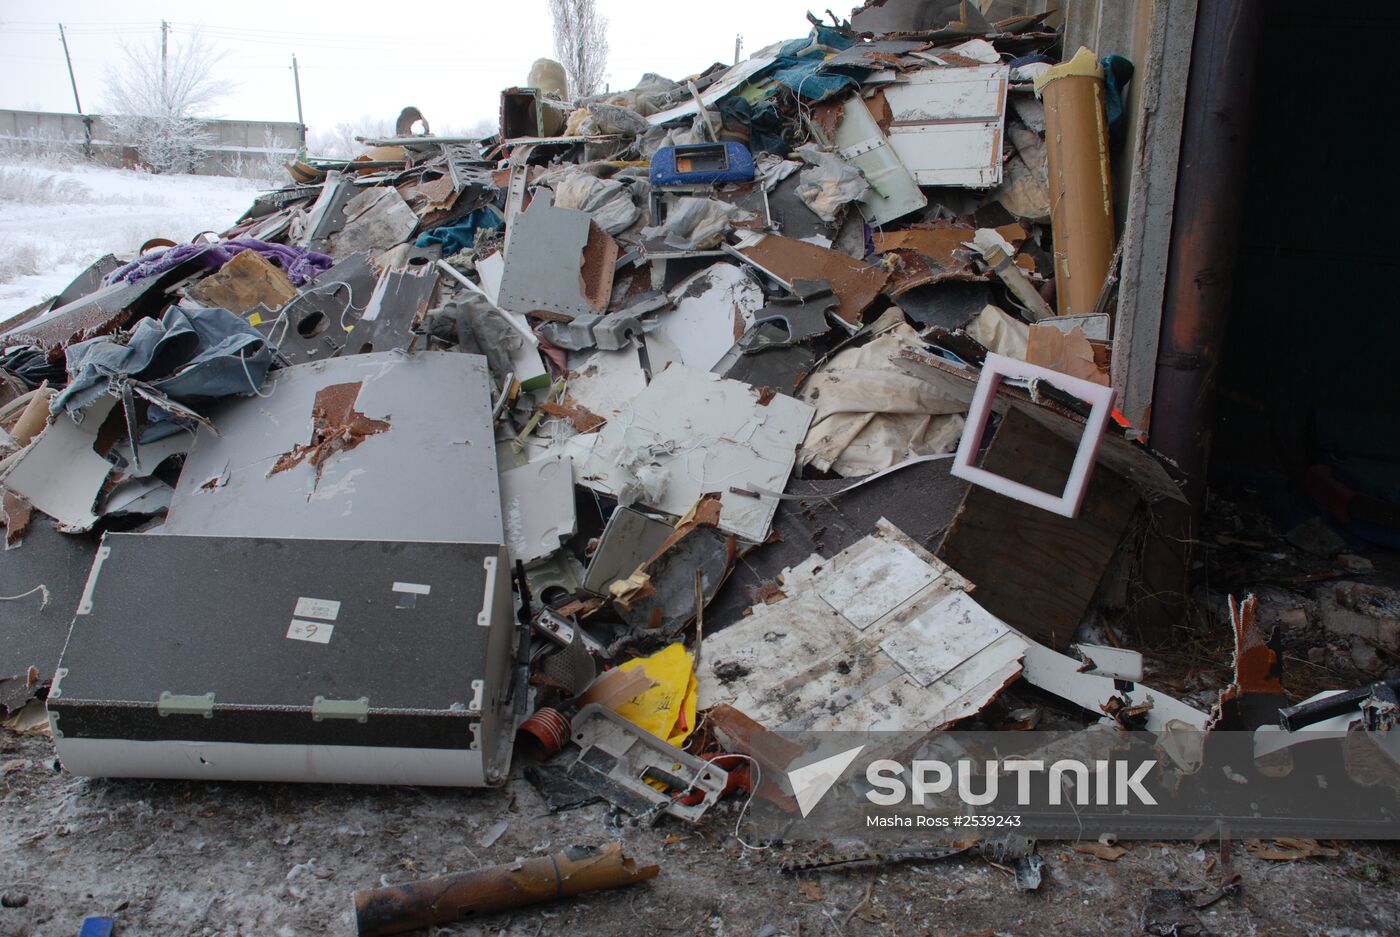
[{"xmin": 1149, "ymin": 0, "xmax": 1264, "ymax": 514}]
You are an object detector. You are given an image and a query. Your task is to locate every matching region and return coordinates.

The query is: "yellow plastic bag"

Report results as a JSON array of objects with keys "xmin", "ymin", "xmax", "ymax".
[{"xmin": 611, "ymin": 643, "xmax": 698, "ymax": 747}]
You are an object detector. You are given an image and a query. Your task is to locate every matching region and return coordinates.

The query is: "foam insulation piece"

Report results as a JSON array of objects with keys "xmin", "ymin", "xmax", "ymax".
[{"xmin": 566, "ymin": 363, "xmax": 813, "ymax": 543}]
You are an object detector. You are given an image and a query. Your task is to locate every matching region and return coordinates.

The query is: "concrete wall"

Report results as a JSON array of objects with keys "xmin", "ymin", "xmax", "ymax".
[{"xmin": 0, "ymin": 108, "xmax": 303, "ymax": 177}]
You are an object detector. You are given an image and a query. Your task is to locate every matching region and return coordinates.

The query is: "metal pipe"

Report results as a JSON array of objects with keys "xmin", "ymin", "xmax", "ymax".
[
  {"xmin": 1149, "ymin": 0, "xmax": 1264, "ymax": 514},
  {"xmin": 353, "ymin": 843, "xmax": 658, "ymax": 936}
]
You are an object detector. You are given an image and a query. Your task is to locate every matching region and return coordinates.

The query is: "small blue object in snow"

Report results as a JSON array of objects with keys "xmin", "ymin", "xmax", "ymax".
[
  {"xmin": 650, "ymin": 143, "xmax": 755, "ymax": 186},
  {"xmin": 77, "ymin": 918, "xmax": 115, "ymax": 937}
]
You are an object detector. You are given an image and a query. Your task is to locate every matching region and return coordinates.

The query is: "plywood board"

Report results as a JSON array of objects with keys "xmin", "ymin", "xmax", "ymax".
[{"xmin": 937, "ymin": 407, "xmax": 1138, "ymax": 647}]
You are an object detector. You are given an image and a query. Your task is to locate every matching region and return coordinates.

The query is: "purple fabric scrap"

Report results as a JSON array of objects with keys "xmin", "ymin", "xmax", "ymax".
[{"xmin": 104, "ymin": 238, "xmax": 333, "ymax": 289}]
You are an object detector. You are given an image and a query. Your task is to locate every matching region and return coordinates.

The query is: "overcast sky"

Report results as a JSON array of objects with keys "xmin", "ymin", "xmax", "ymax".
[{"xmin": 0, "ymin": 0, "xmax": 825, "ymax": 133}]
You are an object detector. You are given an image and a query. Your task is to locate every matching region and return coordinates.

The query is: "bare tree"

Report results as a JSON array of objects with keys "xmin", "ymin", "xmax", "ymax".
[
  {"xmin": 104, "ymin": 30, "xmax": 231, "ymax": 174},
  {"xmin": 547, "ymin": 0, "xmax": 609, "ymax": 99}
]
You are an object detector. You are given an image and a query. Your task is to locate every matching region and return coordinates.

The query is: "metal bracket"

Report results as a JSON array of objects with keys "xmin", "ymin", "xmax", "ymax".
[
  {"xmin": 158, "ymin": 691, "xmax": 215, "ymax": 718},
  {"xmin": 312, "ymin": 696, "xmax": 370, "ymax": 722},
  {"xmin": 502, "ymin": 143, "xmax": 536, "ymax": 243},
  {"xmin": 567, "ymin": 704, "xmax": 729, "ymax": 825},
  {"xmin": 477, "ymin": 556, "xmax": 498, "ymax": 627},
  {"xmin": 76, "ymin": 544, "xmax": 110, "ymax": 615}
]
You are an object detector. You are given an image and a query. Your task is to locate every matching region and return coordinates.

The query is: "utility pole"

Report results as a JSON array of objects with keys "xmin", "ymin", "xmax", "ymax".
[
  {"xmin": 734, "ymin": 34, "xmax": 743, "ymax": 65},
  {"xmin": 291, "ymin": 54, "xmax": 306, "ymax": 148},
  {"xmin": 57, "ymin": 23, "xmax": 92, "ymax": 158},
  {"xmin": 160, "ymin": 20, "xmax": 169, "ymax": 107}
]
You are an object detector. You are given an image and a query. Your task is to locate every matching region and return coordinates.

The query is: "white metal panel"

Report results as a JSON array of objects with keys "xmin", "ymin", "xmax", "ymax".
[
  {"xmin": 880, "ymin": 591, "xmax": 1012, "ymax": 687},
  {"xmin": 162, "ymin": 352, "xmax": 502, "ymax": 543},
  {"xmin": 53, "ymin": 737, "xmax": 487, "ymax": 787},
  {"xmin": 816, "ymin": 538, "xmax": 939, "ymax": 630},
  {"xmin": 882, "ymin": 64, "xmax": 1009, "ymax": 188},
  {"xmin": 833, "ymin": 94, "xmax": 928, "ymax": 226},
  {"xmin": 567, "ymin": 363, "xmax": 813, "ymax": 543}
]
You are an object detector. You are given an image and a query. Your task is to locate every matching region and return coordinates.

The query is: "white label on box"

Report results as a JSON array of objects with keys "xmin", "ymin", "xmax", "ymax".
[
  {"xmin": 287, "ymin": 619, "xmax": 334, "ymax": 644},
  {"xmin": 392, "ymin": 582, "xmax": 432, "ymax": 595},
  {"xmin": 294, "ymin": 597, "xmax": 341, "ymax": 621}
]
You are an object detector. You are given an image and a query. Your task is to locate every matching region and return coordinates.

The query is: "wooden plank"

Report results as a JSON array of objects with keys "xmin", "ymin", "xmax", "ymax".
[
  {"xmin": 936, "ymin": 407, "xmax": 1137, "ymax": 648},
  {"xmin": 1109, "ymin": 0, "xmax": 1199, "ymax": 433}
]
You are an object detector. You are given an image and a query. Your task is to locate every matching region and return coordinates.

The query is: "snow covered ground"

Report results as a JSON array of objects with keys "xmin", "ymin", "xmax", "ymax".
[{"xmin": 0, "ymin": 159, "xmax": 265, "ymax": 325}]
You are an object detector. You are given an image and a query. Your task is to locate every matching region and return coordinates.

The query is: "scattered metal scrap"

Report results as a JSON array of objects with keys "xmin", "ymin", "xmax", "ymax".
[{"xmin": 0, "ymin": 5, "xmax": 1379, "ymax": 927}]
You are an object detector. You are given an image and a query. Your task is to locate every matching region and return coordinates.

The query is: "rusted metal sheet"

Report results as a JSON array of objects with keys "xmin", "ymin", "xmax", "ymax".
[{"xmin": 1211, "ymin": 593, "xmax": 1287, "ymax": 731}]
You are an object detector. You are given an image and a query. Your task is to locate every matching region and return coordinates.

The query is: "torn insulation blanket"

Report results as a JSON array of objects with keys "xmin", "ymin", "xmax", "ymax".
[
  {"xmin": 799, "ymin": 309, "xmax": 966, "ymax": 477},
  {"xmin": 565, "ymin": 363, "xmax": 814, "ymax": 543}
]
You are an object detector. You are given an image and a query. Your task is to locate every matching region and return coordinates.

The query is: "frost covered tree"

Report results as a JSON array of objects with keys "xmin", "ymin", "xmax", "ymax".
[
  {"xmin": 104, "ymin": 30, "xmax": 230, "ymax": 174},
  {"xmin": 548, "ymin": 0, "xmax": 609, "ymax": 98}
]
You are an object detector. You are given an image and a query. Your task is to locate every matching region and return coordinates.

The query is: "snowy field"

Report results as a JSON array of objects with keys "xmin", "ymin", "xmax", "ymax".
[{"xmin": 0, "ymin": 159, "xmax": 265, "ymax": 325}]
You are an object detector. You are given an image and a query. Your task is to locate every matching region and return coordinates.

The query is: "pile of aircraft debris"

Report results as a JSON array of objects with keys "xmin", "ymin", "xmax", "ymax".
[{"xmin": 1, "ymin": 3, "xmax": 1394, "ymax": 932}]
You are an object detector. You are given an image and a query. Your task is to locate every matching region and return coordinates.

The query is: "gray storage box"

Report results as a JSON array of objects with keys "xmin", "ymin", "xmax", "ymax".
[{"xmin": 49, "ymin": 532, "xmax": 523, "ymax": 787}]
